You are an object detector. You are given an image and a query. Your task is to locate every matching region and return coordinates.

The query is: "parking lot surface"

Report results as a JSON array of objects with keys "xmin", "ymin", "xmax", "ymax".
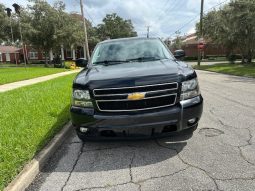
[{"xmin": 27, "ymin": 70, "xmax": 255, "ymax": 191}]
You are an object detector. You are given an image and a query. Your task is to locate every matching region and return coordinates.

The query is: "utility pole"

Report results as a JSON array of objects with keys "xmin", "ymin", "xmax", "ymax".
[
  {"xmin": 197, "ymin": 0, "xmax": 204, "ymax": 66},
  {"xmin": 80, "ymin": 0, "xmax": 90, "ymax": 59},
  {"xmin": 146, "ymin": 26, "xmax": 150, "ymax": 38}
]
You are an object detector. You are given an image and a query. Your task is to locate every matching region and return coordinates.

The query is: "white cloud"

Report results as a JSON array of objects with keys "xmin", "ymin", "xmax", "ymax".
[
  {"xmin": 1, "ymin": 0, "xmax": 229, "ymax": 38},
  {"xmin": 187, "ymin": 27, "xmax": 196, "ymax": 35}
]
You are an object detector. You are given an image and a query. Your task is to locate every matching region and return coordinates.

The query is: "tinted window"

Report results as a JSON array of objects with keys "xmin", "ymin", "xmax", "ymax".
[{"xmin": 91, "ymin": 39, "xmax": 174, "ymax": 64}]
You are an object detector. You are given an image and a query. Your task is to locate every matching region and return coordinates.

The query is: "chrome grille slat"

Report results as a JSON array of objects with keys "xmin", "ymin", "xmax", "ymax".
[
  {"xmin": 93, "ymin": 82, "xmax": 178, "ymax": 112},
  {"xmin": 93, "ymin": 82, "xmax": 178, "ymax": 96},
  {"xmin": 96, "ymin": 93, "xmax": 177, "ymax": 102},
  {"xmin": 93, "ymin": 88, "xmax": 177, "ymax": 97}
]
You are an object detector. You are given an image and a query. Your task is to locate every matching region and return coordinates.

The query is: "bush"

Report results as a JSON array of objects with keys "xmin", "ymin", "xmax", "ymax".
[
  {"xmin": 184, "ymin": 56, "xmax": 198, "ymax": 61},
  {"xmin": 227, "ymin": 54, "xmax": 237, "ymax": 64},
  {"xmin": 64, "ymin": 61, "xmax": 75, "ymax": 69},
  {"xmin": 226, "ymin": 54, "xmax": 242, "ymax": 64}
]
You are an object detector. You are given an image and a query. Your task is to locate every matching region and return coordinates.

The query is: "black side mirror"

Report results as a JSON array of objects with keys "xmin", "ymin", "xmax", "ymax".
[
  {"xmin": 174, "ymin": 50, "xmax": 185, "ymax": 60},
  {"xmin": 174, "ymin": 54, "xmax": 185, "ymax": 59},
  {"xmin": 75, "ymin": 58, "xmax": 88, "ymax": 67}
]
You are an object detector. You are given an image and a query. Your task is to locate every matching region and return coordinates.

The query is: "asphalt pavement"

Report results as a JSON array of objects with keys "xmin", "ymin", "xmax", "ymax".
[{"xmin": 27, "ymin": 70, "xmax": 255, "ymax": 191}]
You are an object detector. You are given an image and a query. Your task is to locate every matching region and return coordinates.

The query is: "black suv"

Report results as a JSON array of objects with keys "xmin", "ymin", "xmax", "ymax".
[{"xmin": 70, "ymin": 37, "xmax": 203, "ymax": 140}]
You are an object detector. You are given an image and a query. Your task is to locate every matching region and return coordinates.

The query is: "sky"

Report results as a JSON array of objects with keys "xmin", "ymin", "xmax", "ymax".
[{"xmin": 2, "ymin": 0, "xmax": 230, "ymax": 39}]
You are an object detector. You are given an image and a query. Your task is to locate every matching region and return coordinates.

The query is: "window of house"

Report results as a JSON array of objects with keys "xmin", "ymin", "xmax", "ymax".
[
  {"xmin": 6, "ymin": 53, "xmax": 10, "ymax": 61},
  {"xmin": 0, "ymin": 53, "xmax": 2, "ymax": 62},
  {"xmin": 66, "ymin": 49, "xmax": 72, "ymax": 58},
  {"xmin": 29, "ymin": 51, "xmax": 38, "ymax": 59}
]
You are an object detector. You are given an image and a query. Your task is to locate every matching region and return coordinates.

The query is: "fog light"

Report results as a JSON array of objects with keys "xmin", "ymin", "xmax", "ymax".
[
  {"xmin": 188, "ymin": 118, "xmax": 196, "ymax": 124},
  {"xmin": 80, "ymin": 127, "xmax": 88, "ymax": 133}
]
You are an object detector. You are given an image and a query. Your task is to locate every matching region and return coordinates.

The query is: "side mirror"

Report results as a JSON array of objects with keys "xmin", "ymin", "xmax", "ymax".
[
  {"xmin": 75, "ymin": 58, "xmax": 88, "ymax": 67},
  {"xmin": 174, "ymin": 54, "xmax": 185, "ymax": 59},
  {"xmin": 174, "ymin": 50, "xmax": 185, "ymax": 60}
]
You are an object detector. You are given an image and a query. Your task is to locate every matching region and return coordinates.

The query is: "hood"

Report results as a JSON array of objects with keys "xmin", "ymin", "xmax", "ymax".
[{"xmin": 73, "ymin": 59, "xmax": 195, "ymax": 89}]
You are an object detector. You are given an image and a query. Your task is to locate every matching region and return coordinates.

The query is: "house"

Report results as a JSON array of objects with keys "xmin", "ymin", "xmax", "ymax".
[
  {"xmin": 181, "ymin": 33, "xmax": 229, "ymax": 58},
  {"xmin": 0, "ymin": 45, "xmax": 85, "ymax": 64},
  {"xmin": 0, "ymin": 45, "xmax": 20, "ymax": 63},
  {"xmin": 169, "ymin": 33, "xmax": 236, "ymax": 58}
]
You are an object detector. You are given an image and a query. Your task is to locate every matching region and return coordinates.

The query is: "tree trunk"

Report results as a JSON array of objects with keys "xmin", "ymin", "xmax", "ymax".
[
  {"xmin": 44, "ymin": 51, "xmax": 49, "ymax": 67},
  {"xmin": 247, "ymin": 50, "xmax": 253, "ymax": 64}
]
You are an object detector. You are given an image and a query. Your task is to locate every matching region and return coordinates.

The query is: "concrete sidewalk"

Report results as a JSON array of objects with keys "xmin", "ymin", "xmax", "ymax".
[
  {"xmin": 188, "ymin": 60, "xmax": 241, "ymax": 66},
  {"xmin": 187, "ymin": 61, "xmax": 227, "ymax": 66},
  {"xmin": 0, "ymin": 70, "xmax": 80, "ymax": 93}
]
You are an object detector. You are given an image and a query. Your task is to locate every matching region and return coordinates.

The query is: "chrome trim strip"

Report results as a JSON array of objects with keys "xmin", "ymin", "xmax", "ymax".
[
  {"xmin": 93, "ymin": 82, "xmax": 178, "ymax": 96},
  {"xmin": 96, "ymin": 94, "xmax": 177, "ymax": 112},
  {"xmin": 94, "ymin": 88, "xmax": 177, "ymax": 97},
  {"xmin": 96, "ymin": 93, "xmax": 177, "ymax": 102}
]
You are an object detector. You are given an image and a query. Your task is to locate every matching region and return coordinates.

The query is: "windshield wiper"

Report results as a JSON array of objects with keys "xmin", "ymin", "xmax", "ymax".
[
  {"xmin": 126, "ymin": 56, "xmax": 161, "ymax": 62},
  {"xmin": 93, "ymin": 60, "xmax": 129, "ymax": 66}
]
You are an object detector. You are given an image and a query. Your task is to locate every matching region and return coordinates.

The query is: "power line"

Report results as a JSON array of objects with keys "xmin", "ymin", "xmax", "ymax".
[
  {"xmin": 73, "ymin": 0, "xmax": 95, "ymax": 25},
  {"xmin": 154, "ymin": 0, "xmax": 172, "ymax": 22},
  {"xmin": 86, "ymin": 11, "xmax": 96, "ymax": 26},
  {"xmin": 168, "ymin": 0, "xmax": 230, "ymax": 38},
  {"xmin": 154, "ymin": 0, "xmax": 185, "ymax": 24}
]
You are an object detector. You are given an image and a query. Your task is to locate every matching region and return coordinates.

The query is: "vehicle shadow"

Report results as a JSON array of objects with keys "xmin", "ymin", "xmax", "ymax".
[{"xmin": 40, "ymin": 128, "xmax": 194, "ymax": 174}]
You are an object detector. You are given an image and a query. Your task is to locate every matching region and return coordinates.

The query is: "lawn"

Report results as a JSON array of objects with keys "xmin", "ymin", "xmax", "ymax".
[
  {"xmin": 0, "ymin": 67, "xmax": 68, "ymax": 85},
  {"xmin": 194, "ymin": 63, "xmax": 255, "ymax": 78},
  {"xmin": 0, "ymin": 74, "xmax": 76, "ymax": 190}
]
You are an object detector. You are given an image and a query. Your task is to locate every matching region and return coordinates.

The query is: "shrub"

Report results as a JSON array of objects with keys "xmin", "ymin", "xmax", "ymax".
[{"xmin": 184, "ymin": 56, "xmax": 198, "ymax": 61}]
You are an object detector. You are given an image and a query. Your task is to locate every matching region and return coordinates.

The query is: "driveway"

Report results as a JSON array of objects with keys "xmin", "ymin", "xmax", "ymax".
[{"xmin": 27, "ymin": 70, "xmax": 255, "ymax": 191}]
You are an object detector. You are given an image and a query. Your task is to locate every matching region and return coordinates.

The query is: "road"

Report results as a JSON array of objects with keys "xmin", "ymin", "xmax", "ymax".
[{"xmin": 27, "ymin": 70, "xmax": 255, "ymax": 191}]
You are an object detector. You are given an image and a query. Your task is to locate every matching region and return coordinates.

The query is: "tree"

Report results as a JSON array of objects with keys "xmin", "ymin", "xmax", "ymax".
[
  {"xmin": 25, "ymin": 0, "xmax": 60, "ymax": 64},
  {"xmin": 0, "ymin": 3, "xmax": 21, "ymax": 45},
  {"xmin": 97, "ymin": 13, "xmax": 137, "ymax": 40},
  {"xmin": 172, "ymin": 37, "xmax": 183, "ymax": 50},
  {"xmin": 197, "ymin": 0, "xmax": 255, "ymax": 63},
  {"xmin": 0, "ymin": 3, "xmax": 9, "ymax": 43},
  {"xmin": 25, "ymin": 0, "xmax": 93, "ymax": 64}
]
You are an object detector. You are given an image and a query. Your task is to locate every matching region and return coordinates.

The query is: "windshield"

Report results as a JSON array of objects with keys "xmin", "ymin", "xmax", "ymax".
[{"xmin": 91, "ymin": 39, "xmax": 174, "ymax": 65}]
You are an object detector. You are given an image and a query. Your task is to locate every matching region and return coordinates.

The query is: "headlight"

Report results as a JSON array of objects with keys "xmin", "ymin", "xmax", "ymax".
[
  {"xmin": 72, "ymin": 90, "xmax": 93, "ymax": 108},
  {"xmin": 180, "ymin": 78, "xmax": 200, "ymax": 100}
]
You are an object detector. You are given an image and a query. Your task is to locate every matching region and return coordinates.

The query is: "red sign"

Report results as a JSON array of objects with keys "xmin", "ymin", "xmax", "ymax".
[{"xmin": 198, "ymin": 42, "xmax": 205, "ymax": 50}]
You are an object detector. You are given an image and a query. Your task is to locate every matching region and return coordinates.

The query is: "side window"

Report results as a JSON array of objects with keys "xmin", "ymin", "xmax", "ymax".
[{"xmin": 29, "ymin": 51, "xmax": 38, "ymax": 59}]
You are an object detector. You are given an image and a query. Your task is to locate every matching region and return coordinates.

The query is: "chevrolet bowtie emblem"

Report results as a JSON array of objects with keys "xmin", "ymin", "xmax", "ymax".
[{"xmin": 127, "ymin": 93, "xmax": 145, "ymax": 100}]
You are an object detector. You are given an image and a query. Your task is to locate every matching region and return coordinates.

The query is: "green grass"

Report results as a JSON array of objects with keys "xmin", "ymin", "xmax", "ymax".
[
  {"xmin": 0, "ymin": 67, "xmax": 68, "ymax": 85},
  {"xmin": 0, "ymin": 74, "xmax": 76, "ymax": 190},
  {"xmin": 194, "ymin": 63, "xmax": 255, "ymax": 78}
]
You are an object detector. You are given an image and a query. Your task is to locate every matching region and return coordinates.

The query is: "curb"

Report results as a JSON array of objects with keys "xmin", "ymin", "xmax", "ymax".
[{"xmin": 4, "ymin": 122, "xmax": 73, "ymax": 191}]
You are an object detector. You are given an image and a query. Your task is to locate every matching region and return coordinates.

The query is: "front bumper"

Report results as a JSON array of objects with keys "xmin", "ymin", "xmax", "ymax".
[{"xmin": 70, "ymin": 95, "xmax": 203, "ymax": 139}]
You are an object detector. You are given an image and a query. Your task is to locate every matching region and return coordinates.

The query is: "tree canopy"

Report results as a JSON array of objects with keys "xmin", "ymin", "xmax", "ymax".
[
  {"xmin": 97, "ymin": 13, "xmax": 137, "ymax": 39},
  {"xmin": 0, "ymin": 1, "xmax": 137, "ymax": 59},
  {"xmin": 197, "ymin": 0, "xmax": 255, "ymax": 63}
]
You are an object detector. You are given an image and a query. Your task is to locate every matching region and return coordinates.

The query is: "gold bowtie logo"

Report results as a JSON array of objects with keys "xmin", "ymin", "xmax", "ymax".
[{"xmin": 127, "ymin": 93, "xmax": 145, "ymax": 100}]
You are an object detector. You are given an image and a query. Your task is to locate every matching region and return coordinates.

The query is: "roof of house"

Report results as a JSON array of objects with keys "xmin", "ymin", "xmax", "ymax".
[
  {"xmin": 182, "ymin": 33, "xmax": 212, "ymax": 45},
  {"xmin": 0, "ymin": 46, "xmax": 20, "ymax": 53},
  {"xmin": 182, "ymin": 33, "xmax": 197, "ymax": 45}
]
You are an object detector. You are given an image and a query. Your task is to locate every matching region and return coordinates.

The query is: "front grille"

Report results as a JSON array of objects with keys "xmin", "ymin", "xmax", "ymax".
[{"xmin": 93, "ymin": 82, "xmax": 178, "ymax": 112}]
